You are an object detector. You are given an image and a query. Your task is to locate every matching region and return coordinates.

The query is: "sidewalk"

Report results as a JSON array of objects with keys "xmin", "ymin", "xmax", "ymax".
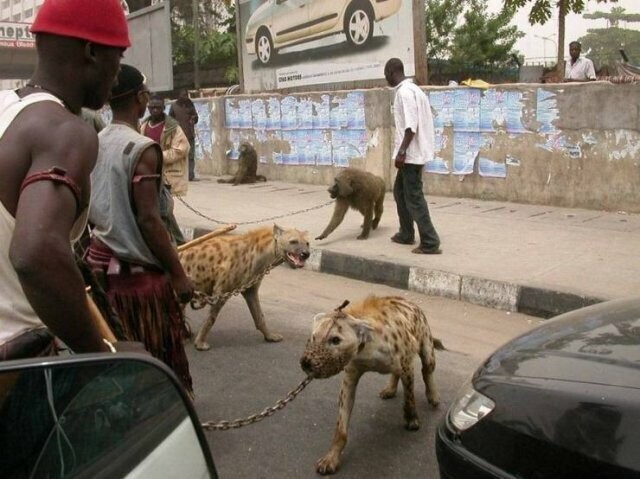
[{"xmin": 174, "ymin": 176, "xmax": 640, "ymax": 318}]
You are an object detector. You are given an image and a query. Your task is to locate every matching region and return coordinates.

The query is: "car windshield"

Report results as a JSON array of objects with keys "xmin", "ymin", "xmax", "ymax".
[{"xmin": 0, "ymin": 360, "xmax": 188, "ymax": 479}]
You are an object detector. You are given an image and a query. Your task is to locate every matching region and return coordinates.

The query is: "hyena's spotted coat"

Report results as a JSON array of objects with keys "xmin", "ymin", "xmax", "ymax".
[
  {"xmin": 180, "ymin": 225, "xmax": 309, "ymax": 350},
  {"xmin": 300, "ymin": 295, "xmax": 444, "ymax": 475}
]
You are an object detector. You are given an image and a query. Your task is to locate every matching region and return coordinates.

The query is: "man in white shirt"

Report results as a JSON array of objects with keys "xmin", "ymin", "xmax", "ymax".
[
  {"xmin": 564, "ymin": 41, "xmax": 596, "ymax": 82},
  {"xmin": 384, "ymin": 58, "xmax": 441, "ymax": 254}
]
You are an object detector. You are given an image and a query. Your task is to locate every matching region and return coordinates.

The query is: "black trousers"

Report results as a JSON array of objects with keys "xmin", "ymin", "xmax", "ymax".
[
  {"xmin": 393, "ymin": 163, "xmax": 440, "ymax": 249},
  {"xmin": 188, "ymin": 138, "xmax": 196, "ymax": 180}
]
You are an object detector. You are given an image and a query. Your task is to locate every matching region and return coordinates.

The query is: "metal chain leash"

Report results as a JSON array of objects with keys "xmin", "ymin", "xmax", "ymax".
[
  {"xmin": 176, "ymin": 195, "xmax": 334, "ymax": 226},
  {"xmin": 190, "ymin": 264, "xmax": 275, "ymax": 309},
  {"xmin": 201, "ymin": 376, "xmax": 313, "ymax": 431}
]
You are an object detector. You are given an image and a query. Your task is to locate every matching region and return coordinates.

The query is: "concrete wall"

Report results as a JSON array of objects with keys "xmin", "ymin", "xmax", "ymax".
[{"xmin": 196, "ymin": 82, "xmax": 640, "ymax": 213}]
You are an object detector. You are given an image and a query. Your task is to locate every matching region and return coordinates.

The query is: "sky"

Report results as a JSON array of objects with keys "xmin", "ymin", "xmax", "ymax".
[{"xmin": 486, "ymin": 0, "xmax": 640, "ymax": 64}]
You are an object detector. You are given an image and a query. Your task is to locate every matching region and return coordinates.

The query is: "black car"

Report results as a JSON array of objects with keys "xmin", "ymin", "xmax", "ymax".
[{"xmin": 436, "ymin": 297, "xmax": 640, "ymax": 479}]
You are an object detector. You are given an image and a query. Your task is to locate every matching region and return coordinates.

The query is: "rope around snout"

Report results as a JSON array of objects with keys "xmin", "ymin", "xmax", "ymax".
[{"xmin": 200, "ymin": 376, "xmax": 313, "ymax": 431}]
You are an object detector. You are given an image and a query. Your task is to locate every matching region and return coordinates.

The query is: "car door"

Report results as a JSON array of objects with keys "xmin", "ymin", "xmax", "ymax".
[
  {"xmin": 306, "ymin": 0, "xmax": 343, "ymax": 38},
  {"xmin": 270, "ymin": 0, "xmax": 311, "ymax": 47}
]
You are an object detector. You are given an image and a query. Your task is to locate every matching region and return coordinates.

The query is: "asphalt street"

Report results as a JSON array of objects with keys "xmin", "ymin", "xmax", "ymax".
[{"xmin": 184, "ymin": 267, "xmax": 538, "ymax": 478}]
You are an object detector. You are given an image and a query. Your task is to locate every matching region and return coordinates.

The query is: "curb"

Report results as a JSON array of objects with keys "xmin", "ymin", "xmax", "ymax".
[{"xmin": 182, "ymin": 226, "xmax": 606, "ymax": 319}]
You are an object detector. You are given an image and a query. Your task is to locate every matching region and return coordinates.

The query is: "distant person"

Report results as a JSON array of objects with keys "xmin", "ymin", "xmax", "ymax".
[
  {"xmin": 384, "ymin": 58, "xmax": 441, "ymax": 255},
  {"xmin": 141, "ymin": 94, "xmax": 190, "ymax": 244},
  {"xmin": 169, "ymin": 89, "xmax": 200, "ymax": 181},
  {"xmin": 87, "ymin": 65, "xmax": 195, "ymax": 393},
  {"xmin": 564, "ymin": 41, "xmax": 596, "ymax": 82},
  {"xmin": 0, "ymin": 0, "xmax": 130, "ymax": 359}
]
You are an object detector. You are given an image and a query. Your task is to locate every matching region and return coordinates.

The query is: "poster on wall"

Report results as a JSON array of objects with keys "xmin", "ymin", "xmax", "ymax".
[{"xmin": 238, "ymin": 0, "xmax": 415, "ymax": 93}]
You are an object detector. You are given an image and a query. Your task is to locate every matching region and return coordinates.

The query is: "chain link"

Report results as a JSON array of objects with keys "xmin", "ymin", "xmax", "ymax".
[
  {"xmin": 176, "ymin": 195, "xmax": 334, "ymax": 226},
  {"xmin": 201, "ymin": 376, "xmax": 313, "ymax": 431},
  {"xmin": 190, "ymin": 264, "xmax": 274, "ymax": 309},
  {"xmin": 178, "ymin": 191, "xmax": 319, "ymax": 430}
]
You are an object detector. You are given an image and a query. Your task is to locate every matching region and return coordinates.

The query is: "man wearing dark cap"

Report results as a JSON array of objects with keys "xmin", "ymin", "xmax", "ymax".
[
  {"xmin": 0, "ymin": 0, "xmax": 130, "ymax": 359},
  {"xmin": 87, "ymin": 64, "xmax": 195, "ymax": 393}
]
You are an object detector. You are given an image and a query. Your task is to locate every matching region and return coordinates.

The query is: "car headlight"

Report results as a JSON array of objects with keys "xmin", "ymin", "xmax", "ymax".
[{"xmin": 448, "ymin": 383, "xmax": 495, "ymax": 432}]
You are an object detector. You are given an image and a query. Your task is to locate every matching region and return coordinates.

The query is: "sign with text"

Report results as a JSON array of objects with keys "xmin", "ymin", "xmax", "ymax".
[
  {"xmin": 0, "ymin": 22, "xmax": 35, "ymax": 48},
  {"xmin": 237, "ymin": 0, "xmax": 415, "ymax": 93}
]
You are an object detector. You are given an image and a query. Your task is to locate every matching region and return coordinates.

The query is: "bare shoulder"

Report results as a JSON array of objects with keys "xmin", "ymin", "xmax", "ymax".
[{"xmin": 24, "ymin": 103, "xmax": 99, "ymax": 176}]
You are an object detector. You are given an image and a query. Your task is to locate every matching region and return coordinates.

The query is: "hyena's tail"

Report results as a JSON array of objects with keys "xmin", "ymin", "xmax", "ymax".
[{"xmin": 433, "ymin": 338, "xmax": 446, "ymax": 351}]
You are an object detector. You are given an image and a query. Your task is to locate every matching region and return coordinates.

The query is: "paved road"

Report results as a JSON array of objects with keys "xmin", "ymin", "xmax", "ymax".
[{"xmin": 185, "ymin": 268, "xmax": 539, "ymax": 478}]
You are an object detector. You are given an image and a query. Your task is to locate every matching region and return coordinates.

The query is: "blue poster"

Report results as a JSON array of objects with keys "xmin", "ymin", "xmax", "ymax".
[
  {"xmin": 224, "ymin": 98, "xmax": 239, "ymax": 129},
  {"xmin": 504, "ymin": 91, "xmax": 527, "ymax": 134},
  {"xmin": 238, "ymin": 99, "xmax": 252, "ymax": 129},
  {"xmin": 536, "ymin": 88, "xmax": 558, "ymax": 134},
  {"xmin": 251, "ymin": 98, "xmax": 267, "ymax": 130},
  {"xmin": 479, "ymin": 89, "xmax": 505, "ymax": 132},
  {"xmin": 296, "ymin": 97, "xmax": 313, "ymax": 129},
  {"xmin": 312, "ymin": 95, "xmax": 331, "ymax": 129},
  {"xmin": 346, "ymin": 92, "xmax": 366, "ymax": 129},
  {"xmin": 426, "ymin": 158, "xmax": 450, "ymax": 174},
  {"xmin": 452, "ymin": 132, "xmax": 480, "ymax": 175},
  {"xmin": 193, "ymin": 101, "xmax": 212, "ymax": 162},
  {"xmin": 478, "ymin": 157, "xmax": 507, "ymax": 178},
  {"xmin": 280, "ymin": 96, "xmax": 298, "ymax": 130},
  {"xmin": 266, "ymin": 97, "xmax": 281, "ymax": 130},
  {"xmin": 330, "ymin": 97, "xmax": 349, "ymax": 129}
]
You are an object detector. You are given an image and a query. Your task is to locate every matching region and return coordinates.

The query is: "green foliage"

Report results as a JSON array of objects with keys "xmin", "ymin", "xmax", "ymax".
[
  {"xmin": 172, "ymin": 24, "xmax": 237, "ymax": 66},
  {"xmin": 450, "ymin": 3, "xmax": 524, "ymax": 66},
  {"xmin": 223, "ymin": 66, "xmax": 239, "ymax": 84},
  {"xmin": 580, "ymin": 27, "xmax": 640, "ymax": 66},
  {"xmin": 503, "ymin": 0, "xmax": 617, "ymax": 25},
  {"xmin": 425, "ymin": 0, "xmax": 466, "ymax": 60},
  {"xmin": 584, "ymin": 6, "xmax": 640, "ymax": 25},
  {"xmin": 426, "ymin": 0, "xmax": 522, "ymax": 66}
]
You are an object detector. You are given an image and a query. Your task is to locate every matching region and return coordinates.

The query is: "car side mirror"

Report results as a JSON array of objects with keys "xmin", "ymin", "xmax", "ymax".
[{"xmin": 0, "ymin": 353, "xmax": 217, "ymax": 479}]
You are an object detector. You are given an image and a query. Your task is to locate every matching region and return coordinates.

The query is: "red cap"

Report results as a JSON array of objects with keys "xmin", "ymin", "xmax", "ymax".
[{"xmin": 31, "ymin": 0, "xmax": 131, "ymax": 48}]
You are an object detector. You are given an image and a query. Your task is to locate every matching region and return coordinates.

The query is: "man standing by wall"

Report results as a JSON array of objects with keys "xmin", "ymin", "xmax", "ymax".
[
  {"xmin": 87, "ymin": 65, "xmax": 195, "ymax": 393},
  {"xmin": 564, "ymin": 41, "xmax": 596, "ymax": 82},
  {"xmin": 170, "ymin": 89, "xmax": 200, "ymax": 181},
  {"xmin": 141, "ymin": 95, "xmax": 190, "ymax": 244},
  {"xmin": 0, "ymin": 0, "xmax": 130, "ymax": 359},
  {"xmin": 384, "ymin": 58, "xmax": 441, "ymax": 255}
]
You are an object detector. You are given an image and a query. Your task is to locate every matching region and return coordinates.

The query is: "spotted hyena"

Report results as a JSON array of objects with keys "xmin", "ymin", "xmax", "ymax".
[
  {"xmin": 300, "ymin": 296, "xmax": 444, "ymax": 475},
  {"xmin": 180, "ymin": 225, "xmax": 310, "ymax": 351}
]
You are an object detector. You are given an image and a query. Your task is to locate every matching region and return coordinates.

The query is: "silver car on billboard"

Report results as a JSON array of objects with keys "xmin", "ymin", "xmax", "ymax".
[{"xmin": 245, "ymin": 0, "xmax": 403, "ymax": 65}]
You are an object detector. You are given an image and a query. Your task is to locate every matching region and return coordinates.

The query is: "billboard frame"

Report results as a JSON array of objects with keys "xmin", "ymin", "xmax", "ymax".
[{"xmin": 235, "ymin": 0, "xmax": 427, "ymax": 94}]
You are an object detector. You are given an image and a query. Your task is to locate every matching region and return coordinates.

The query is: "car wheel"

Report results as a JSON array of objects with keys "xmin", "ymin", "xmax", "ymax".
[
  {"xmin": 255, "ymin": 29, "xmax": 274, "ymax": 65},
  {"xmin": 344, "ymin": 3, "xmax": 374, "ymax": 46}
]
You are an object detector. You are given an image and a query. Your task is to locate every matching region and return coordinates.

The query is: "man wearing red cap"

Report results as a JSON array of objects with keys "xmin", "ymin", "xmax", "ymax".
[{"xmin": 0, "ymin": 0, "xmax": 131, "ymax": 359}]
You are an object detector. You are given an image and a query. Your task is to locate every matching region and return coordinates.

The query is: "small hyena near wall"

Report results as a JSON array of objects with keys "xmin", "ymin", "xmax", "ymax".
[
  {"xmin": 180, "ymin": 225, "xmax": 309, "ymax": 351},
  {"xmin": 300, "ymin": 296, "xmax": 445, "ymax": 475}
]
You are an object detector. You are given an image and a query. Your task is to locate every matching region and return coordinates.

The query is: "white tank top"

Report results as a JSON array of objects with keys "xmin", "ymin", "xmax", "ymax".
[{"xmin": 0, "ymin": 90, "xmax": 78, "ymax": 345}]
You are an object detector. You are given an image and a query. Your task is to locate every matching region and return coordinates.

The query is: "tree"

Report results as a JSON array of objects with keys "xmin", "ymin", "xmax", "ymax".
[
  {"xmin": 580, "ymin": 7, "xmax": 640, "ymax": 67},
  {"xmin": 503, "ymin": 0, "xmax": 618, "ymax": 78},
  {"xmin": 450, "ymin": 2, "xmax": 524, "ymax": 66},
  {"xmin": 584, "ymin": 6, "xmax": 640, "ymax": 26},
  {"xmin": 426, "ymin": 0, "xmax": 522, "ymax": 65},
  {"xmin": 425, "ymin": 0, "xmax": 467, "ymax": 60},
  {"xmin": 171, "ymin": 1, "xmax": 238, "ymax": 86}
]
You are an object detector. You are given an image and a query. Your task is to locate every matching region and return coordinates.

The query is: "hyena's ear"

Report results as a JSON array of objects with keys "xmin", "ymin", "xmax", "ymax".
[
  {"xmin": 348, "ymin": 317, "xmax": 373, "ymax": 345},
  {"xmin": 312, "ymin": 313, "xmax": 328, "ymax": 330},
  {"xmin": 335, "ymin": 300, "xmax": 350, "ymax": 312},
  {"xmin": 273, "ymin": 224, "xmax": 284, "ymax": 237}
]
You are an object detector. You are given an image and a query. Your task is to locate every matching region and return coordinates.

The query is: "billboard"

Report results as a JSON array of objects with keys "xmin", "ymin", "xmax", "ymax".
[{"xmin": 237, "ymin": 0, "xmax": 416, "ymax": 92}]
